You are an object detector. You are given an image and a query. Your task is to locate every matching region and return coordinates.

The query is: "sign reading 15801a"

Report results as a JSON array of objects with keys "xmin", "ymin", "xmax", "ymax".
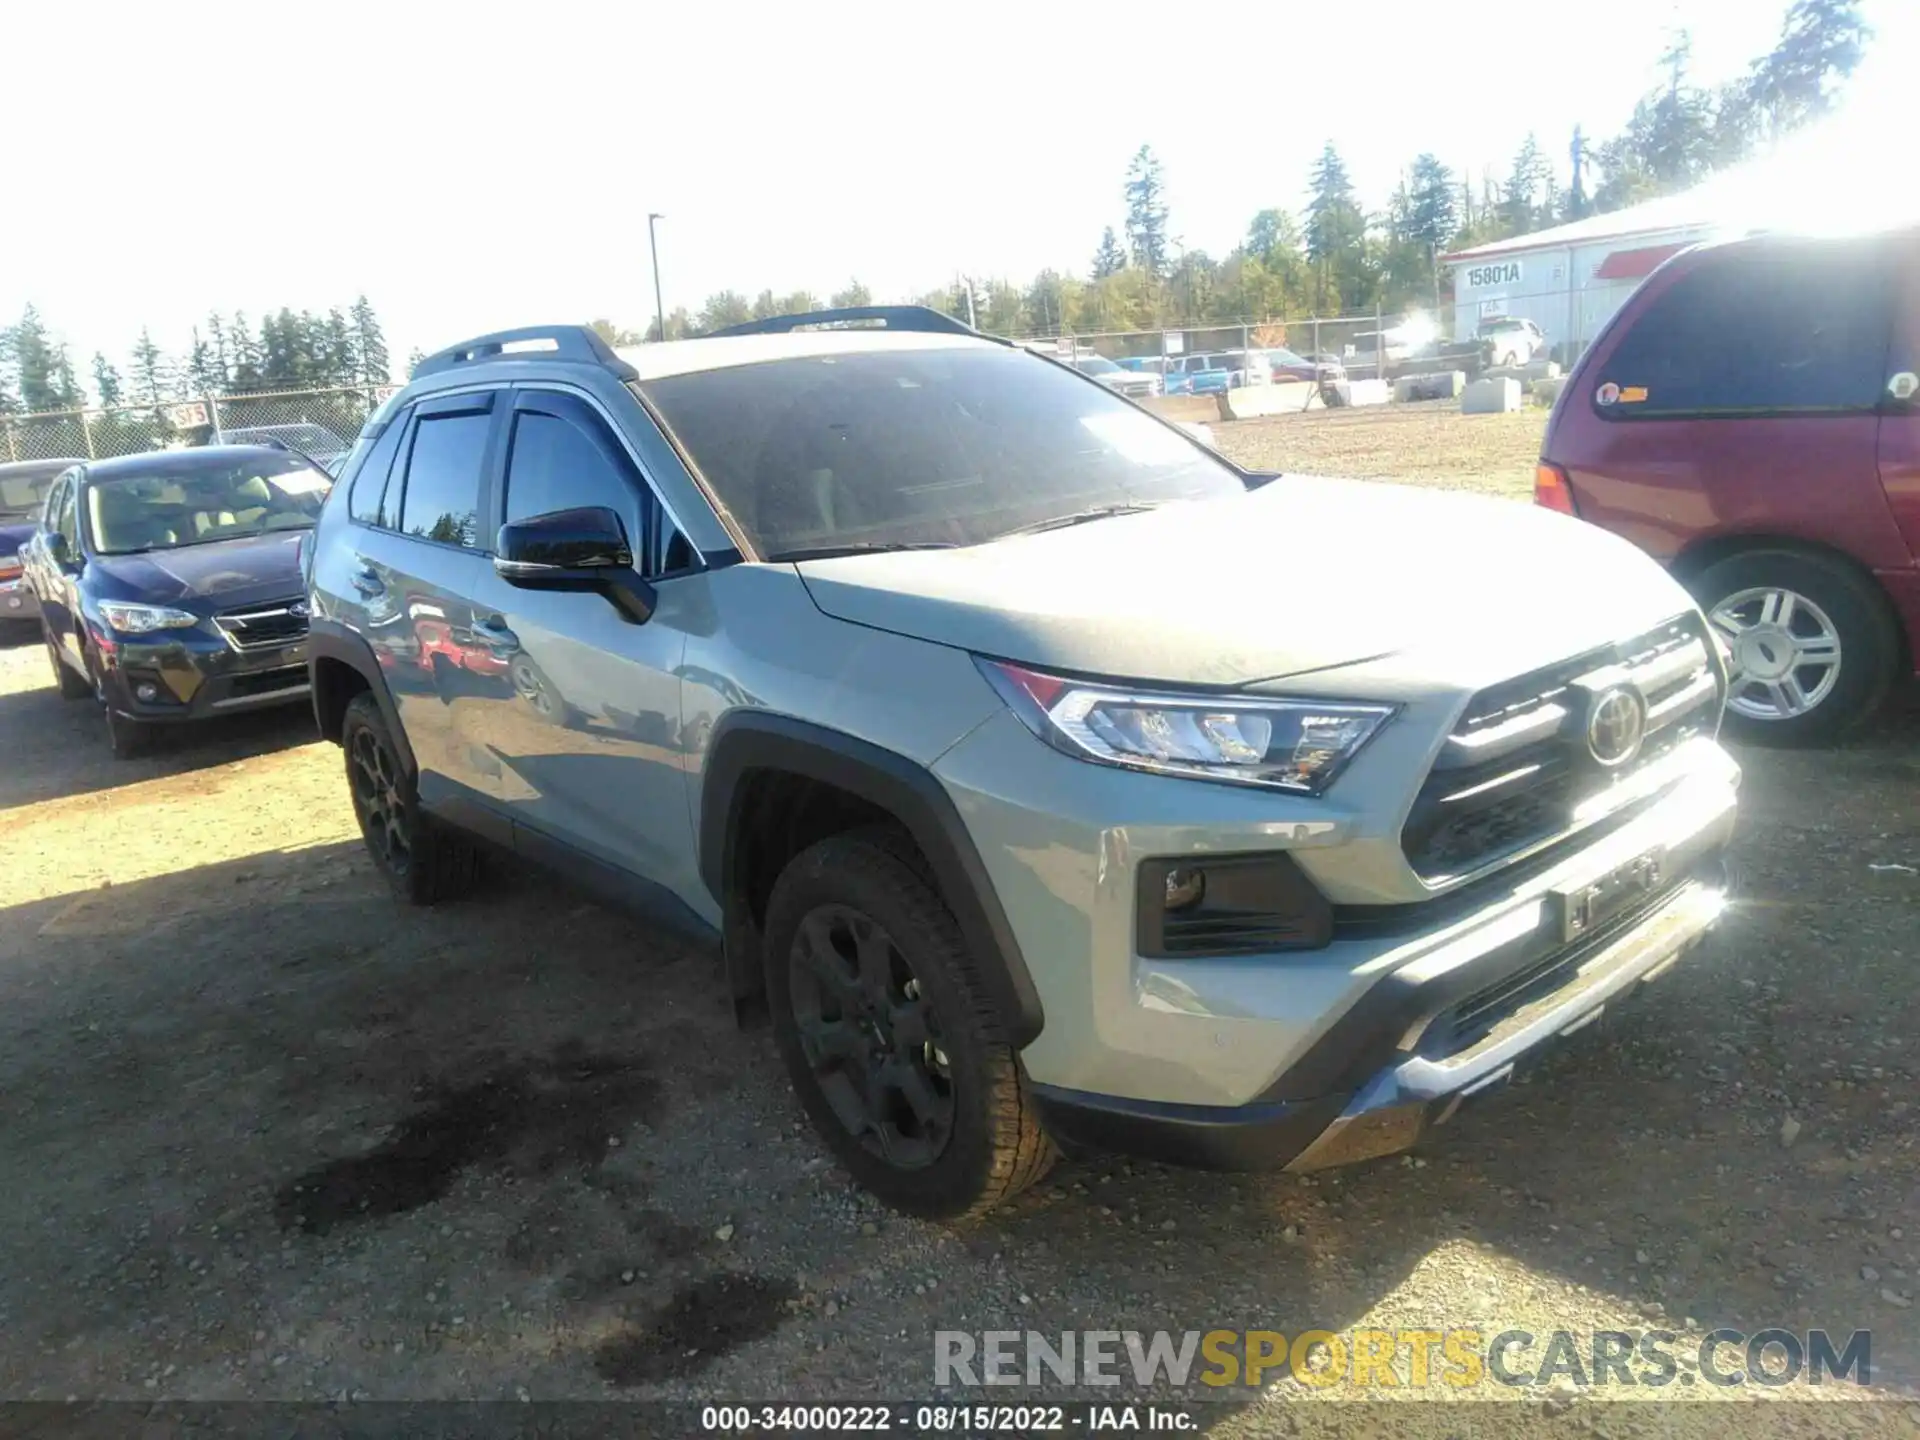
[{"xmin": 1466, "ymin": 261, "xmax": 1523, "ymax": 288}]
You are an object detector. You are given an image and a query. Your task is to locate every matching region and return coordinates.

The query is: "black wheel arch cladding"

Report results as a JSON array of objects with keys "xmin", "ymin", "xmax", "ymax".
[{"xmin": 700, "ymin": 711, "xmax": 1045, "ymax": 1049}]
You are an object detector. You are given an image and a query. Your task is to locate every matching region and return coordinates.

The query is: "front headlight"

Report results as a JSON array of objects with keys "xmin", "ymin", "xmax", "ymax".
[
  {"xmin": 99, "ymin": 601, "xmax": 200, "ymax": 634},
  {"xmin": 976, "ymin": 659, "xmax": 1394, "ymax": 795}
]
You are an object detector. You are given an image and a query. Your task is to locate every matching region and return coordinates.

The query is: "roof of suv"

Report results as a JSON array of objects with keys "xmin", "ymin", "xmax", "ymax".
[{"xmin": 615, "ymin": 328, "xmax": 991, "ymax": 381}]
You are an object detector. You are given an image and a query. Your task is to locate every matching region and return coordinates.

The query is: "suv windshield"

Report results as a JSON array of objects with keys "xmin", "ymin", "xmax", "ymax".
[
  {"xmin": 1073, "ymin": 356, "xmax": 1120, "ymax": 375},
  {"xmin": 86, "ymin": 455, "xmax": 333, "ymax": 555},
  {"xmin": 639, "ymin": 346, "xmax": 1246, "ymax": 557}
]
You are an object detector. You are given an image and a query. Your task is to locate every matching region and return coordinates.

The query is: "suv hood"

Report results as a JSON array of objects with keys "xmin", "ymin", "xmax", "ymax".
[
  {"xmin": 794, "ymin": 477, "xmax": 1695, "ymax": 691},
  {"xmin": 89, "ymin": 531, "xmax": 308, "ymax": 608}
]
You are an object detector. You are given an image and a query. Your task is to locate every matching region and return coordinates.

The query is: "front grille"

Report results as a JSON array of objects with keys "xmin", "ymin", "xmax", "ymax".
[
  {"xmin": 1403, "ymin": 616, "xmax": 1721, "ymax": 883},
  {"xmin": 215, "ymin": 599, "xmax": 309, "ymax": 651}
]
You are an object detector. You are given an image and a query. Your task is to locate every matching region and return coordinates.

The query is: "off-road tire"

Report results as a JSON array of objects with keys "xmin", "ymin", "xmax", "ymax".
[
  {"xmin": 341, "ymin": 692, "xmax": 482, "ymax": 904},
  {"xmin": 764, "ymin": 828, "xmax": 1055, "ymax": 1220},
  {"xmin": 1690, "ymin": 549, "xmax": 1898, "ymax": 747}
]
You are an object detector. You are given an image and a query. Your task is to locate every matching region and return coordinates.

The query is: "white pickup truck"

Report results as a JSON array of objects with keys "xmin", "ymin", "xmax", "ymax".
[{"xmin": 1478, "ymin": 317, "xmax": 1547, "ymax": 368}]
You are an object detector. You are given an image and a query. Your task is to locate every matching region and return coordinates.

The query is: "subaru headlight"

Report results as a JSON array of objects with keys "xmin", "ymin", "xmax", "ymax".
[
  {"xmin": 99, "ymin": 601, "xmax": 200, "ymax": 634},
  {"xmin": 976, "ymin": 659, "xmax": 1394, "ymax": 795}
]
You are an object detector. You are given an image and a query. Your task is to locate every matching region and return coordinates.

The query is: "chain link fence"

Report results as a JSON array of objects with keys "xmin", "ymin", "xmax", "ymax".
[{"xmin": 0, "ymin": 385, "xmax": 398, "ymax": 468}]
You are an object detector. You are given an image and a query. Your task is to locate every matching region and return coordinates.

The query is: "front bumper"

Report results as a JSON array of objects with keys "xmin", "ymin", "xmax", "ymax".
[
  {"xmin": 0, "ymin": 577, "xmax": 38, "ymax": 622},
  {"xmin": 1027, "ymin": 773, "xmax": 1736, "ymax": 1171},
  {"xmin": 94, "ymin": 626, "xmax": 310, "ymax": 722}
]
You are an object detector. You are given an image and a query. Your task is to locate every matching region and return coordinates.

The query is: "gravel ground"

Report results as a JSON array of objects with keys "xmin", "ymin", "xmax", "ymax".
[
  {"xmin": 1, "ymin": 474, "xmax": 1917, "ymax": 1435},
  {"xmin": 1212, "ymin": 399, "xmax": 1548, "ymax": 498}
]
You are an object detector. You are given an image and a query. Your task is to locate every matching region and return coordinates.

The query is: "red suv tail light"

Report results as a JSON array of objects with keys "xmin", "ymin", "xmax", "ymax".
[{"xmin": 1534, "ymin": 462, "xmax": 1578, "ymax": 515}]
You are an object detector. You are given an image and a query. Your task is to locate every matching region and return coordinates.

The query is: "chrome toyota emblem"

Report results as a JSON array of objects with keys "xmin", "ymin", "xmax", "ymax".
[{"xmin": 1586, "ymin": 687, "xmax": 1646, "ymax": 768}]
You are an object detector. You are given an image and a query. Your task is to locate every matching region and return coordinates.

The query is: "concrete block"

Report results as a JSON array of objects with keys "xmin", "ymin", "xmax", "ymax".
[
  {"xmin": 1393, "ymin": 370, "xmax": 1467, "ymax": 402},
  {"xmin": 1138, "ymin": 394, "xmax": 1221, "ymax": 425},
  {"xmin": 1531, "ymin": 376, "xmax": 1566, "ymax": 407},
  {"xmin": 1346, "ymin": 379, "xmax": 1391, "ymax": 407},
  {"xmin": 1217, "ymin": 381, "xmax": 1320, "ymax": 420},
  {"xmin": 1462, "ymin": 377, "xmax": 1523, "ymax": 414},
  {"xmin": 1523, "ymin": 358, "xmax": 1563, "ymax": 382}
]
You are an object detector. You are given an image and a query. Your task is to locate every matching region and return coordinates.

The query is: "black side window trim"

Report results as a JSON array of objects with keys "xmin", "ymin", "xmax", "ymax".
[
  {"xmin": 353, "ymin": 391, "xmax": 503, "ymax": 556},
  {"xmin": 349, "ymin": 403, "xmax": 412, "ymax": 527},
  {"xmin": 505, "ymin": 382, "xmax": 703, "ymax": 580}
]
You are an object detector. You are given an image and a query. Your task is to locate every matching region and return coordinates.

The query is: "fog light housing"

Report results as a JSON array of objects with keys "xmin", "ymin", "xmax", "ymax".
[
  {"xmin": 134, "ymin": 682, "xmax": 159, "ymax": 702},
  {"xmin": 1137, "ymin": 853, "xmax": 1333, "ymax": 958},
  {"xmin": 1164, "ymin": 866, "xmax": 1207, "ymax": 911}
]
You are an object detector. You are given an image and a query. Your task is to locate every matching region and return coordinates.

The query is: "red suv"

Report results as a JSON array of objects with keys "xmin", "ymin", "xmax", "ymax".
[{"xmin": 1538, "ymin": 229, "xmax": 1920, "ymax": 744}]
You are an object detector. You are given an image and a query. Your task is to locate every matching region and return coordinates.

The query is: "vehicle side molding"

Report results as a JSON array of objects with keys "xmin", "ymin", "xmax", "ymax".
[{"xmin": 699, "ymin": 711, "xmax": 1045, "ymax": 1048}]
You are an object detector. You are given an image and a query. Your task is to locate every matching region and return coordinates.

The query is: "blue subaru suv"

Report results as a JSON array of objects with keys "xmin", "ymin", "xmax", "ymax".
[{"xmin": 23, "ymin": 446, "xmax": 332, "ymax": 756}]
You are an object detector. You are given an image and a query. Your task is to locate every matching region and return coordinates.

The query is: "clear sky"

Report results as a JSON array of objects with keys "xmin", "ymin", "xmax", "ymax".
[{"xmin": 3, "ymin": 0, "xmax": 1912, "ymax": 381}]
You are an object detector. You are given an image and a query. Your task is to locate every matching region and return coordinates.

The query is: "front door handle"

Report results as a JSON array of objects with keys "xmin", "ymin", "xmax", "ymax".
[{"xmin": 471, "ymin": 616, "xmax": 519, "ymax": 650}]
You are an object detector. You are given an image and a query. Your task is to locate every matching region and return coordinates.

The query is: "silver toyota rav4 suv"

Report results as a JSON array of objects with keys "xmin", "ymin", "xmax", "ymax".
[{"xmin": 305, "ymin": 311, "xmax": 1739, "ymax": 1220}]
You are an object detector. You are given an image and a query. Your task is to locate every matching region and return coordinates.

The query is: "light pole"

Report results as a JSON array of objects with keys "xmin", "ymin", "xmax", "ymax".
[{"xmin": 647, "ymin": 212, "xmax": 667, "ymax": 342}]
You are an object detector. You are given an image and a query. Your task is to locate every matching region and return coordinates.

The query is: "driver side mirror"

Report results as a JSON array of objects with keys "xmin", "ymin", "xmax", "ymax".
[{"xmin": 494, "ymin": 505, "xmax": 656, "ymax": 624}]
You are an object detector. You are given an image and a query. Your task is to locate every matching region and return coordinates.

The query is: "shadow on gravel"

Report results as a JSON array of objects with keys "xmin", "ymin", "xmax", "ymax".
[
  {"xmin": 275, "ymin": 1047, "xmax": 661, "ymax": 1235},
  {"xmin": 0, "ymin": 679, "xmax": 319, "ymax": 810},
  {"xmin": 594, "ymin": 1273, "xmax": 799, "ymax": 1384}
]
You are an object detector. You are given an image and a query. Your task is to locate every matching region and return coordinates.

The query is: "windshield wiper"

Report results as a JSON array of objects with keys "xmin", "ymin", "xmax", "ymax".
[
  {"xmin": 995, "ymin": 502, "xmax": 1161, "ymax": 540},
  {"xmin": 765, "ymin": 541, "xmax": 958, "ymax": 562}
]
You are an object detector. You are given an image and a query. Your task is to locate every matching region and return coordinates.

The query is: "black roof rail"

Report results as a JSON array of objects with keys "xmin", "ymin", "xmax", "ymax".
[
  {"xmin": 708, "ymin": 305, "xmax": 987, "ymax": 339},
  {"xmin": 411, "ymin": 324, "xmax": 639, "ymax": 381}
]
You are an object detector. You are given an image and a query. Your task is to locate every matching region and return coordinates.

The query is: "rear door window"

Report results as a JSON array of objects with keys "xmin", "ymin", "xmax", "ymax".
[
  {"xmin": 395, "ymin": 400, "xmax": 494, "ymax": 548},
  {"xmin": 349, "ymin": 409, "xmax": 409, "ymax": 527},
  {"xmin": 1596, "ymin": 240, "xmax": 1894, "ymax": 417}
]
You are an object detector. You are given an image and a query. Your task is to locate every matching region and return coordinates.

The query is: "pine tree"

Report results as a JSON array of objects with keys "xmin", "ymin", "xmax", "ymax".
[
  {"xmin": 1502, "ymin": 134, "xmax": 1555, "ymax": 236},
  {"xmin": 405, "ymin": 347, "xmax": 427, "ymax": 379},
  {"xmin": 1305, "ymin": 143, "xmax": 1368, "ymax": 312},
  {"xmin": 128, "ymin": 329, "xmax": 175, "ymax": 410},
  {"xmin": 830, "ymin": 281, "xmax": 873, "ymax": 309},
  {"xmin": 11, "ymin": 306, "xmax": 64, "ymax": 412},
  {"xmin": 91, "ymin": 353, "xmax": 123, "ymax": 408},
  {"xmin": 323, "ymin": 309, "xmax": 355, "ymax": 386},
  {"xmin": 204, "ymin": 313, "xmax": 231, "ymax": 392},
  {"xmin": 1090, "ymin": 227, "xmax": 1127, "ymax": 280},
  {"xmin": 1745, "ymin": 0, "xmax": 1870, "ymax": 140},
  {"xmin": 230, "ymin": 313, "xmax": 264, "ymax": 392},
  {"xmin": 186, "ymin": 327, "xmax": 221, "ymax": 397},
  {"xmin": 1123, "ymin": 146, "xmax": 1170, "ymax": 278},
  {"xmin": 349, "ymin": 295, "xmax": 389, "ymax": 386},
  {"xmin": 1405, "ymin": 154, "xmax": 1459, "ymax": 255}
]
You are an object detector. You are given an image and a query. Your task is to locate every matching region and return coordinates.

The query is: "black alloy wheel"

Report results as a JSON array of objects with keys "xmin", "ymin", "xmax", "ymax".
[{"xmin": 787, "ymin": 902, "xmax": 956, "ymax": 1171}]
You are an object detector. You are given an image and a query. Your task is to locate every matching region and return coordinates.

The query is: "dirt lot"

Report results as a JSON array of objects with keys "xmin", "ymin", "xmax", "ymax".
[
  {"xmin": 1212, "ymin": 399, "xmax": 1548, "ymax": 498},
  {"xmin": 1, "ymin": 420, "xmax": 1916, "ymax": 1433}
]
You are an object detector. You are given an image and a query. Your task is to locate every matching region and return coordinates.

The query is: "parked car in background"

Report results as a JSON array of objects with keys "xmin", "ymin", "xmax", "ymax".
[
  {"xmin": 1479, "ymin": 317, "xmax": 1547, "ymax": 369},
  {"xmin": 1072, "ymin": 354, "xmax": 1162, "ymax": 398},
  {"xmin": 1166, "ymin": 350, "xmax": 1268, "ymax": 395},
  {"xmin": 220, "ymin": 423, "xmax": 352, "ymax": 475},
  {"xmin": 20, "ymin": 446, "xmax": 331, "ymax": 756},
  {"xmin": 307, "ymin": 313, "xmax": 1736, "ymax": 1220},
  {"xmin": 1538, "ymin": 227, "xmax": 1919, "ymax": 745},
  {"xmin": 0, "ymin": 457, "xmax": 83, "ymax": 624},
  {"xmin": 1259, "ymin": 348, "xmax": 1343, "ymax": 384}
]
